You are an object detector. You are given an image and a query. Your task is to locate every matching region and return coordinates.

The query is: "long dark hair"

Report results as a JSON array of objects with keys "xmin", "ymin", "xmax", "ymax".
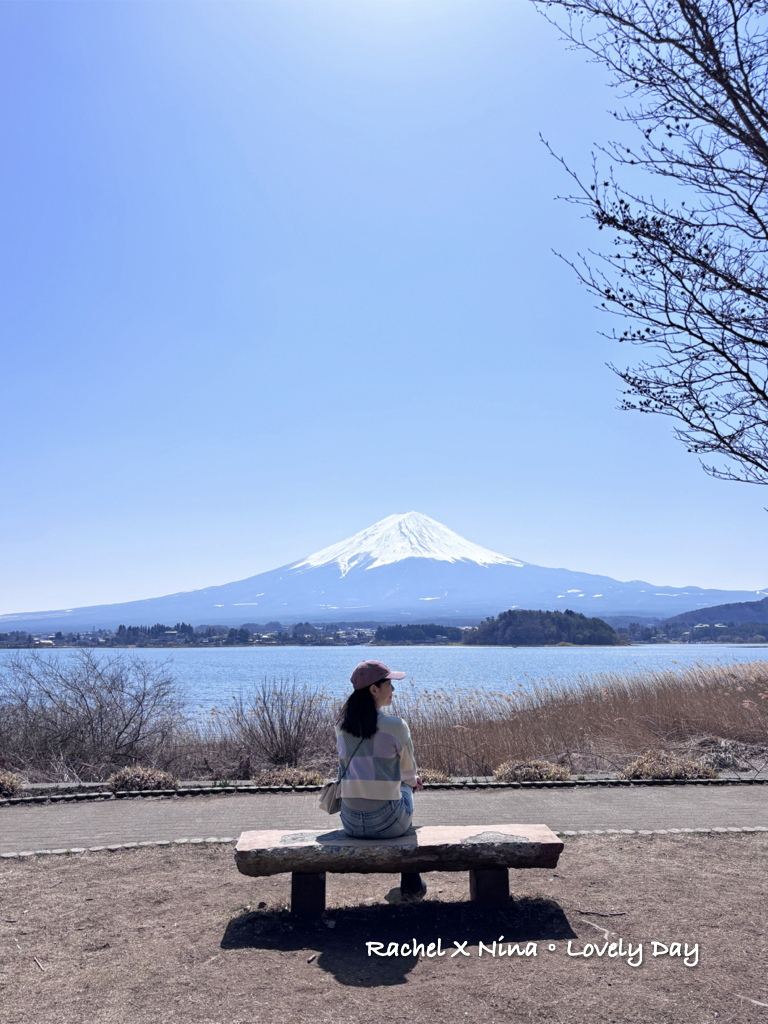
[{"xmin": 337, "ymin": 684, "xmax": 381, "ymax": 739}]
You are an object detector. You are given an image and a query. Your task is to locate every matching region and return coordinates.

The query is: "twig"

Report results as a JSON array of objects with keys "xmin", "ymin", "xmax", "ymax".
[
  {"xmin": 736, "ymin": 995, "xmax": 768, "ymax": 1008},
  {"xmin": 33, "ymin": 958, "xmax": 45, "ymax": 972},
  {"xmin": 579, "ymin": 918, "xmax": 612, "ymax": 939}
]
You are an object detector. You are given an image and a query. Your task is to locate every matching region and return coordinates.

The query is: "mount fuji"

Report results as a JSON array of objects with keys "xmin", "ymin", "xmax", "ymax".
[{"xmin": 3, "ymin": 512, "xmax": 766, "ymax": 630}]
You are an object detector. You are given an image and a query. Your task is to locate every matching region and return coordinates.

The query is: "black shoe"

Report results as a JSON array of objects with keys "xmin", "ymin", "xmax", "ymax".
[
  {"xmin": 399, "ymin": 872, "xmax": 427, "ymax": 901},
  {"xmin": 401, "ymin": 882, "xmax": 427, "ymax": 902},
  {"xmin": 384, "ymin": 883, "xmax": 427, "ymax": 905}
]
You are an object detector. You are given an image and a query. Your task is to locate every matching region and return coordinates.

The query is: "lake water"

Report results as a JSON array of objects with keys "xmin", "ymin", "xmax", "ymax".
[{"xmin": 2, "ymin": 643, "xmax": 766, "ymax": 710}]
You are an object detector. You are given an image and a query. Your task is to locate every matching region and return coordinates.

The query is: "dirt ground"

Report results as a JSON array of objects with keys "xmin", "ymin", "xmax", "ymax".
[{"xmin": 1, "ymin": 834, "xmax": 767, "ymax": 1024}]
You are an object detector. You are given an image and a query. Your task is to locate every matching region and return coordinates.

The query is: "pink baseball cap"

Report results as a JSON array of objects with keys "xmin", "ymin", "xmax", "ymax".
[{"xmin": 350, "ymin": 660, "xmax": 406, "ymax": 690}]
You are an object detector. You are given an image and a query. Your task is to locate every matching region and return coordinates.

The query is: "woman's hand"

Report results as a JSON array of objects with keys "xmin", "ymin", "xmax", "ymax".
[{"xmin": 414, "ymin": 776, "xmax": 423, "ymax": 791}]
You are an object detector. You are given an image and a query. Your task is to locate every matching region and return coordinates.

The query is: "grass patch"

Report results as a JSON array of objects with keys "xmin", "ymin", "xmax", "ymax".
[
  {"xmin": 620, "ymin": 751, "xmax": 718, "ymax": 780},
  {"xmin": 493, "ymin": 759, "xmax": 572, "ymax": 782},
  {"xmin": 251, "ymin": 767, "xmax": 324, "ymax": 787},
  {"xmin": 0, "ymin": 769, "xmax": 21, "ymax": 796},
  {"xmin": 107, "ymin": 765, "xmax": 179, "ymax": 792}
]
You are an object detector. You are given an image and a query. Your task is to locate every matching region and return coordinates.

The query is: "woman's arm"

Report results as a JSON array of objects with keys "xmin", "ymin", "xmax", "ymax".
[{"xmin": 394, "ymin": 718, "xmax": 418, "ymax": 788}]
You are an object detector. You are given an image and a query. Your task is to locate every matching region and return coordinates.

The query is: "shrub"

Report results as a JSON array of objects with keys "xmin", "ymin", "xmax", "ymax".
[
  {"xmin": 211, "ymin": 677, "xmax": 329, "ymax": 768},
  {"xmin": 252, "ymin": 766, "xmax": 323, "ymax": 786},
  {"xmin": 621, "ymin": 751, "xmax": 718, "ymax": 780},
  {"xmin": 0, "ymin": 650, "xmax": 184, "ymax": 782},
  {"xmin": 107, "ymin": 765, "xmax": 179, "ymax": 792},
  {"xmin": 418, "ymin": 767, "xmax": 452, "ymax": 783},
  {"xmin": 493, "ymin": 759, "xmax": 571, "ymax": 782},
  {"xmin": 0, "ymin": 770, "xmax": 22, "ymax": 797}
]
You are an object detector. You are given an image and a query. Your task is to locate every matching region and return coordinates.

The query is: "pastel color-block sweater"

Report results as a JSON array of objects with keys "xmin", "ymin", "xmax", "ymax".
[{"xmin": 335, "ymin": 712, "xmax": 417, "ymax": 802}]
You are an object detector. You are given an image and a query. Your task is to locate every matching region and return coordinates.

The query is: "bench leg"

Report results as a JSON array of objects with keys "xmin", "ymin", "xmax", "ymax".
[
  {"xmin": 291, "ymin": 872, "xmax": 326, "ymax": 918},
  {"xmin": 469, "ymin": 868, "xmax": 509, "ymax": 907}
]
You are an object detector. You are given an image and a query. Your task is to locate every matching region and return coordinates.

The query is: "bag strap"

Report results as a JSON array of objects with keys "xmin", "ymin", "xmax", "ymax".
[{"xmin": 338, "ymin": 736, "xmax": 365, "ymax": 782}]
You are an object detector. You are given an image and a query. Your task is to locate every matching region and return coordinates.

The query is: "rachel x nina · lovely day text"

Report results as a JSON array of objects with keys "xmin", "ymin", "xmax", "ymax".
[{"xmin": 365, "ymin": 938, "xmax": 699, "ymax": 967}]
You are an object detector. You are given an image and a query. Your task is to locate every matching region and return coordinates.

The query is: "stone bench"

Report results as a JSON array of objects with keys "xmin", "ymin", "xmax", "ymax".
[{"xmin": 235, "ymin": 823, "xmax": 563, "ymax": 917}]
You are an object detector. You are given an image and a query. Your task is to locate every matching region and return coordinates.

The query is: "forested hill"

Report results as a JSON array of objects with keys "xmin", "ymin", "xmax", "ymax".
[
  {"xmin": 464, "ymin": 608, "xmax": 622, "ymax": 646},
  {"xmin": 661, "ymin": 596, "xmax": 768, "ymax": 628}
]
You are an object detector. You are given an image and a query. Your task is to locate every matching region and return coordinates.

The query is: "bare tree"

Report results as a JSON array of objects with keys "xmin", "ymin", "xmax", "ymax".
[
  {"xmin": 0, "ymin": 650, "xmax": 184, "ymax": 781},
  {"xmin": 535, "ymin": 0, "xmax": 768, "ymax": 484}
]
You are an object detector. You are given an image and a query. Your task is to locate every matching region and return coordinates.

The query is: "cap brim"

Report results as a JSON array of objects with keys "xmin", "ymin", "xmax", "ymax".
[{"xmin": 386, "ymin": 671, "xmax": 406, "ymax": 680}]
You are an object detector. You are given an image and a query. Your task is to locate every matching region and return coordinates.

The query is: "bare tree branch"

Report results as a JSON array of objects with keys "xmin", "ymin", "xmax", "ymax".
[{"xmin": 535, "ymin": 0, "xmax": 768, "ymax": 484}]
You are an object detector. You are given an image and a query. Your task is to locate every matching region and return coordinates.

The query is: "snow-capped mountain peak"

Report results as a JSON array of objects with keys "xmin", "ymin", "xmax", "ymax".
[{"xmin": 292, "ymin": 512, "xmax": 524, "ymax": 576}]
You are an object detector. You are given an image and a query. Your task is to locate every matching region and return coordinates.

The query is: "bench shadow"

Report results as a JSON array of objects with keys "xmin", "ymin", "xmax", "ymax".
[{"xmin": 221, "ymin": 896, "xmax": 576, "ymax": 988}]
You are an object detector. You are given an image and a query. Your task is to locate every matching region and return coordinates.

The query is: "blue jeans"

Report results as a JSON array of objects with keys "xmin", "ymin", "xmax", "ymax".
[{"xmin": 340, "ymin": 784, "xmax": 414, "ymax": 839}]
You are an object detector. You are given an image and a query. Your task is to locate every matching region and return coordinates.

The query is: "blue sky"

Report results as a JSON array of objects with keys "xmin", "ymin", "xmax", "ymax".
[{"xmin": 2, "ymin": 0, "xmax": 766, "ymax": 615}]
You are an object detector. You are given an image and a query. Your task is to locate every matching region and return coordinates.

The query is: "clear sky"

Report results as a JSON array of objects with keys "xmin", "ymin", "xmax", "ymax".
[{"xmin": 2, "ymin": 0, "xmax": 766, "ymax": 616}]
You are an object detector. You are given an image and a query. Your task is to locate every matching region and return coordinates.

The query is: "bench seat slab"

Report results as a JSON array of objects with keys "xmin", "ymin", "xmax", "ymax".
[{"xmin": 235, "ymin": 823, "xmax": 562, "ymax": 877}]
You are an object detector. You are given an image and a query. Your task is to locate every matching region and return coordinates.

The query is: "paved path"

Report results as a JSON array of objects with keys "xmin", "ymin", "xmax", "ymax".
[{"xmin": 1, "ymin": 786, "xmax": 766, "ymax": 853}]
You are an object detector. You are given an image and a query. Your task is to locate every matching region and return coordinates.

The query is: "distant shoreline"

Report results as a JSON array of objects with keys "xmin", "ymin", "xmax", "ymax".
[{"xmin": 3, "ymin": 640, "xmax": 766, "ymax": 651}]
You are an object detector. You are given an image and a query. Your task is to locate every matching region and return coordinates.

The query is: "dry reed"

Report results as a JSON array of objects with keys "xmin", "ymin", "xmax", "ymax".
[
  {"xmin": 391, "ymin": 660, "xmax": 768, "ymax": 776},
  {"xmin": 2, "ymin": 655, "xmax": 766, "ymax": 781}
]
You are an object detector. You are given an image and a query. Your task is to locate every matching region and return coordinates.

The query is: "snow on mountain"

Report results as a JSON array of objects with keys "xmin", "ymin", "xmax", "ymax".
[{"xmin": 292, "ymin": 512, "xmax": 524, "ymax": 575}]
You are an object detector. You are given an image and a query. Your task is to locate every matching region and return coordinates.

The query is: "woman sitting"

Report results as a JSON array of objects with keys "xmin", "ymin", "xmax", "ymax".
[{"xmin": 336, "ymin": 659, "xmax": 425, "ymax": 900}]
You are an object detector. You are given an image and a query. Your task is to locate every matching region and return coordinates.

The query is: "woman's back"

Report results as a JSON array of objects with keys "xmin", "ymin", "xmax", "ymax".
[{"xmin": 335, "ymin": 710, "xmax": 417, "ymax": 802}]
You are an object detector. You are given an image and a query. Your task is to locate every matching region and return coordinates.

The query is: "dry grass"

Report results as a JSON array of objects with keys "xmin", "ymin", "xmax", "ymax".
[
  {"xmin": 417, "ymin": 767, "xmax": 452, "ymax": 784},
  {"xmin": 2, "ymin": 655, "xmax": 767, "ymax": 782},
  {"xmin": 391, "ymin": 660, "xmax": 768, "ymax": 776},
  {"xmin": 107, "ymin": 765, "xmax": 179, "ymax": 792},
  {"xmin": 493, "ymin": 759, "xmax": 572, "ymax": 783},
  {"xmin": 0, "ymin": 769, "xmax": 21, "ymax": 796},
  {"xmin": 620, "ymin": 751, "xmax": 718, "ymax": 780},
  {"xmin": 250, "ymin": 766, "xmax": 325, "ymax": 786}
]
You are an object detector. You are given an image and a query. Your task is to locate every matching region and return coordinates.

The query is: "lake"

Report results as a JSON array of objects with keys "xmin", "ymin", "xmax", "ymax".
[{"xmin": 2, "ymin": 643, "xmax": 766, "ymax": 710}]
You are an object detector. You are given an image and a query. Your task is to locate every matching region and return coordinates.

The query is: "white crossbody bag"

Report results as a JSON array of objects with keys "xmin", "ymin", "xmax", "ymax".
[{"xmin": 319, "ymin": 737, "xmax": 364, "ymax": 814}]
